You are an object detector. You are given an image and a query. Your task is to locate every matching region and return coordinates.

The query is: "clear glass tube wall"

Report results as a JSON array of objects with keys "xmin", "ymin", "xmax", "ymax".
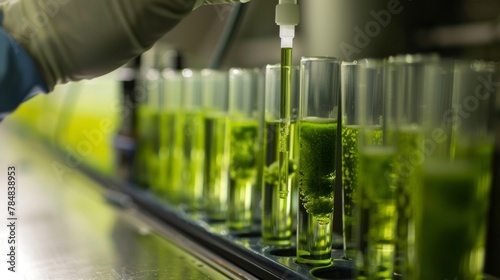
[
  {"xmin": 181, "ymin": 69, "xmax": 205, "ymax": 210},
  {"xmin": 262, "ymin": 64, "xmax": 299, "ymax": 246},
  {"xmin": 202, "ymin": 69, "xmax": 230, "ymax": 221},
  {"xmin": 355, "ymin": 59, "xmax": 398, "ymax": 279},
  {"xmin": 135, "ymin": 68, "xmax": 160, "ymax": 188},
  {"xmin": 227, "ymin": 68, "xmax": 264, "ymax": 230},
  {"xmin": 413, "ymin": 60, "xmax": 496, "ymax": 279},
  {"xmin": 160, "ymin": 69, "xmax": 183, "ymax": 204},
  {"xmin": 341, "ymin": 61, "xmax": 359, "ymax": 260},
  {"xmin": 296, "ymin": 57, "xmax": 340, "ymax": 266},
  {"xmin": 387, "ymin": 54, "xmax": 433, "ymax": 275}
]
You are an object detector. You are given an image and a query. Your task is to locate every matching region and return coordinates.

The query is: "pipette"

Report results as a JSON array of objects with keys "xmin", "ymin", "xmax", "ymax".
[{"xmin": 275, "ymin": 0, "xmax": 299, "ymax": 198}]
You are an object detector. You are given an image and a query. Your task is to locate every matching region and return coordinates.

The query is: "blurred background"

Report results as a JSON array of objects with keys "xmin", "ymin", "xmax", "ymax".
[{"xmin": 4, "ymin": 0, "xmax": 500, "ymax": 174}]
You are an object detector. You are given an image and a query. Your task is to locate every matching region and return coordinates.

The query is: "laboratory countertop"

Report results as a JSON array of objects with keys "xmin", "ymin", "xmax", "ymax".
[{"xmin": 0, "ymin": 125, "xmax": 250, "ymax": 280}]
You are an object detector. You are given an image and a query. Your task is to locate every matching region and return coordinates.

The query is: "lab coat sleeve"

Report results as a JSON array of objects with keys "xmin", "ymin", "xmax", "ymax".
[{"xmin": 0, "ymin": 23, "xmax": 49, "ymax": 121}]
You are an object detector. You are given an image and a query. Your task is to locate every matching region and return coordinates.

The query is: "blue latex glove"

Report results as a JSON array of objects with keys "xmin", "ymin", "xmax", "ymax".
[{"xmin": 0, "ymin": 14, "xmax": 48, "ymax": 119}]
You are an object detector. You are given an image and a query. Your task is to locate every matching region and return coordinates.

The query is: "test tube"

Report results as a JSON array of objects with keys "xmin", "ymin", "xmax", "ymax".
[
  {"xmin": 262, "ymin": 64, "xmax": 299, "ymax": 246},
  {"xmin": 296, "ymin": 57, "xmax": 340, "ymax": 266},
  {"xmin": 355, "ymin": 59, "xmax": 398, "ymax": 279},
  {"xmin": 227, "ymin": 68, "xmax": 264, "ymax": 230},
  {"xmin": 340, "ymin": 61, "xmax": 359, "ymax": 260},
  {"xmin": 160, "ymin": 69, "xmax": 183, "ymax": 204},
  {"xmin": 413, "ymin": 60, "xmax": 496, "ymax": 279},
  {"xmin": 181, "ymin": 69, "xmax": 205, "ymax": 210},
  {"xmin": 387, "ymin": 54, "xmax": 440, "ymax": 276},
  {"xmin": 202, "ymin": 69, "xmax": 230, "ymax": 221},
  {"xmin": 134, "ymin": 68, "xmax": 160, "ymax": 188}
]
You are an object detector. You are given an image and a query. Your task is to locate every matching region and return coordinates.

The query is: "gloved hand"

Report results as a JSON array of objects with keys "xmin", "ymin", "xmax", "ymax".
[{"xmin": 0, "ymin": 0, "xmax": 200, "ymax": 92}]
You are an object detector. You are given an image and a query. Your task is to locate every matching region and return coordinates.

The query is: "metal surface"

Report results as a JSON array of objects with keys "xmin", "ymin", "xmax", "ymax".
[
  {"xmin": 79, "ymin": 164, "xmax": 347, "ymax": 280},
  {"xmin": 0, "ymin": 125, "xmax": 247, "ymax": 280},
  {"xmin": 101, "ymin": 184, "xmax": 315, "ymax": 280}
]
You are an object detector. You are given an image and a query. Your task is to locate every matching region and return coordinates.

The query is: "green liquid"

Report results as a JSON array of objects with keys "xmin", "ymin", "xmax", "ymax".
[
  {"xmin": 342, "ymin": 126, "xmax": 384, "ymax": 261},
  {"xmin": 279, "ymin": 47, "xmax": 293, "ymax": 198},
  {"xmin": 297, "ymin": 201, "xmax": 333, "ymax": 266},
  {"xmin": 228, "ymin": 119, "xmax": 259, "ymax": 229},
  {"xmin": 262, "ymin": 120, "xmax": 298, "ymax": 246},
  {"xmin": 182, "ymin": 111, "xmax": 206, "ymax": 209},
  {"xmin": 135, "ymin": 105, "xmax": 156, "ymax": 188},
  {"xmin": 164, "ymin": 111, "xmax": 184, "ymax": 204},
  {"xmin": 158, "ymin": 111, "xmax": 182, "ymax": 204},
  {"xmin": 298, "ymin": 119, "xmax": 337, "ymax": 219},
  {"xmin": 414, "ymin": 146, "xmax": 492, "ymax": 280},
  {"xmin": 204, "ymin": 113, "xmax": 230, "ymax": 221},
  {"xmin": 151, "ymin": 115, "xmax": 161, "ymax": 189},
  {"xmin": 341, "ymin": 125, "xmax": 360, "ymax": 259},
  {"xmin": 296, "ymin": 119, "xmax": 337, "ymax": 265},
  {"xmin": 154, "ymin": 111, "xmax": 174, "ymax": 194},
  {"xmin": 393, "ymin": 127, "xmax": 423, "ymax": 274},
  {"xmin": 358, "ymin": 146, "xmax": 397, "ymax": 279}
]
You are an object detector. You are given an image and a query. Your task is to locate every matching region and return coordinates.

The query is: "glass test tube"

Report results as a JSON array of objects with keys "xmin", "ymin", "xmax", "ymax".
[
  {"xmin": 413, "ymin": 60, "xmax": 496, "ymax": 280},
  {"xmin": 202, "ymin": 69, "xmax": 230, "ymax": 221},
  {"xmin": 296, "ymin": 57, "xmax": 340, "ymax": 266},
  {"xmin": 160, "ymin": 69, "xmax": 183, "ymax": 204},
  {"xmin": 341, "ymin": 61, "xmax": 360, "ymax": 260},
  {"xmin": 149, "ymin": 70, "xmax": 163, "ymax": 192},
  {"xmin": 227, "ymin": 68, "xmax": 264, "ymax": 230},
  {"xmin": 135, "ymin": 68, "xmax": 160, "ymax": 188},
  {"xmin": 387, "ymin": 54, "xmax": 434, "ymax": 276},
  {"xmin": 355, "ymin": 59, "xmax": 397, "ymax": 279},
  {"xmin": 262, "ymin": 64, "xmax": 299, "ymax": 246},
  {"xmin": 181, "ymin": 69, "xmax": 205, "ymax": 210}
]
